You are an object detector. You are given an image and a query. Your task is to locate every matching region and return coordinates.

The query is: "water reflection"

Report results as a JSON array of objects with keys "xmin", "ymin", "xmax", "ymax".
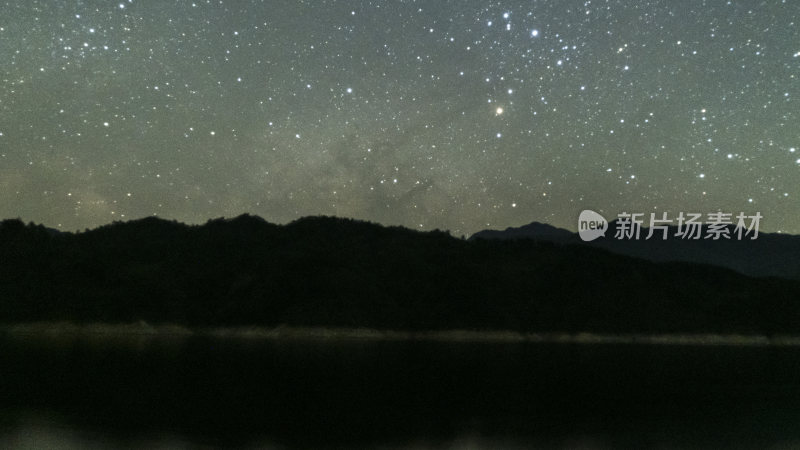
[{"xmin": 2, "ymin": 334, "xmax": 800, "ymax": 448}]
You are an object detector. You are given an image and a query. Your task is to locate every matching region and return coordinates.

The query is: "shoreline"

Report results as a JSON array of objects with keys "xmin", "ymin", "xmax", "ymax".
[{"xmin": 3, "ymin": 322, "xmax": 800, "ymax": 346}]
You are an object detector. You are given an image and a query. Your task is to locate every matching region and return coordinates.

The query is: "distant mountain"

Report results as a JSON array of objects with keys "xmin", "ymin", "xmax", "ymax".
[
  {"xmin": 471, "ymin": 221, "xmax": 800, "ymax": 280},
  {"xmin": 469, "ymin": 222, "xmax": 574, "ymax": 242},
  {"xmin": 2, "ymin": 214, "xmax": 800, "ymax": 335}
]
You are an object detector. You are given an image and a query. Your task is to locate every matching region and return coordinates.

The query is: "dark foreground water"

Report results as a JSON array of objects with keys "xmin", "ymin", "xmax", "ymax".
[{"xmin": 1, "ymin": 334, "xmax": 800, "ymax": 449}]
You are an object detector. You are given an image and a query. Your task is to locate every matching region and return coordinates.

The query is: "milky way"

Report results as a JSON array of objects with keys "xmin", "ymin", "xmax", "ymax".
[{"xmin": 1, "ymin": 0, "xmax": 798, "ymax": 235}]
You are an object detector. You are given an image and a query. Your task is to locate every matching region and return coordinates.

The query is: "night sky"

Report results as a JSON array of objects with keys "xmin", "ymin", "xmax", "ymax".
[{"xmin": 1, "ymin": 0, "xmax": 798, "ymax": 236}]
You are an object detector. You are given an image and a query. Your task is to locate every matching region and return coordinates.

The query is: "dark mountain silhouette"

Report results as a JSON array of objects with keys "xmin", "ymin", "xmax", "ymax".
[
  {"xmin": 469, "ymin": 221, "xmax": 574, "ymax": 243},
  {"xmin": 471, "ymin": 220, "xmax": 800, "ymax": 280},
  {"xmin": 2, "ymin": 215, "xmax": 800, "ymax": 334}
]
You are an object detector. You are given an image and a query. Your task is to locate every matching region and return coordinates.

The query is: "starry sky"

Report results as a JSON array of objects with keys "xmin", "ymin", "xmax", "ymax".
[{"xmin": 1, "ymin": 0, "xmax": 799, "ymax": 236}]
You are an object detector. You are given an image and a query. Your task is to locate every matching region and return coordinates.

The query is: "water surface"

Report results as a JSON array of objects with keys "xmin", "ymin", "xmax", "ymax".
[{"xmin": 1, "ymin": 334, "xmax": 799, "ymax": 448}]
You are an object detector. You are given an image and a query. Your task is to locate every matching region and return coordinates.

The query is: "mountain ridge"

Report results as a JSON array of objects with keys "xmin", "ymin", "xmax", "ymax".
[
  {"xmin": 470, "ymin": 220, "xmax": 800, "ymax": 280},
  {"xmin": 2, "ymin": 214, "xmax": 799, "ymax": 335}
]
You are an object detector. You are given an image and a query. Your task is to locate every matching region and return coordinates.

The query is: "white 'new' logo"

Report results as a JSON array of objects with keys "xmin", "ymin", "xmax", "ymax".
[{"xmin": 578, "ymin": 210, "xmax": 608, "ymax": 242}]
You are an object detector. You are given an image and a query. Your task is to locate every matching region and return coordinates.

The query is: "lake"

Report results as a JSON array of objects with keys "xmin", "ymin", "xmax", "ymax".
[{"xmin": 1, "ymin": 333, "xmax": 800, "ymax": 449}]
